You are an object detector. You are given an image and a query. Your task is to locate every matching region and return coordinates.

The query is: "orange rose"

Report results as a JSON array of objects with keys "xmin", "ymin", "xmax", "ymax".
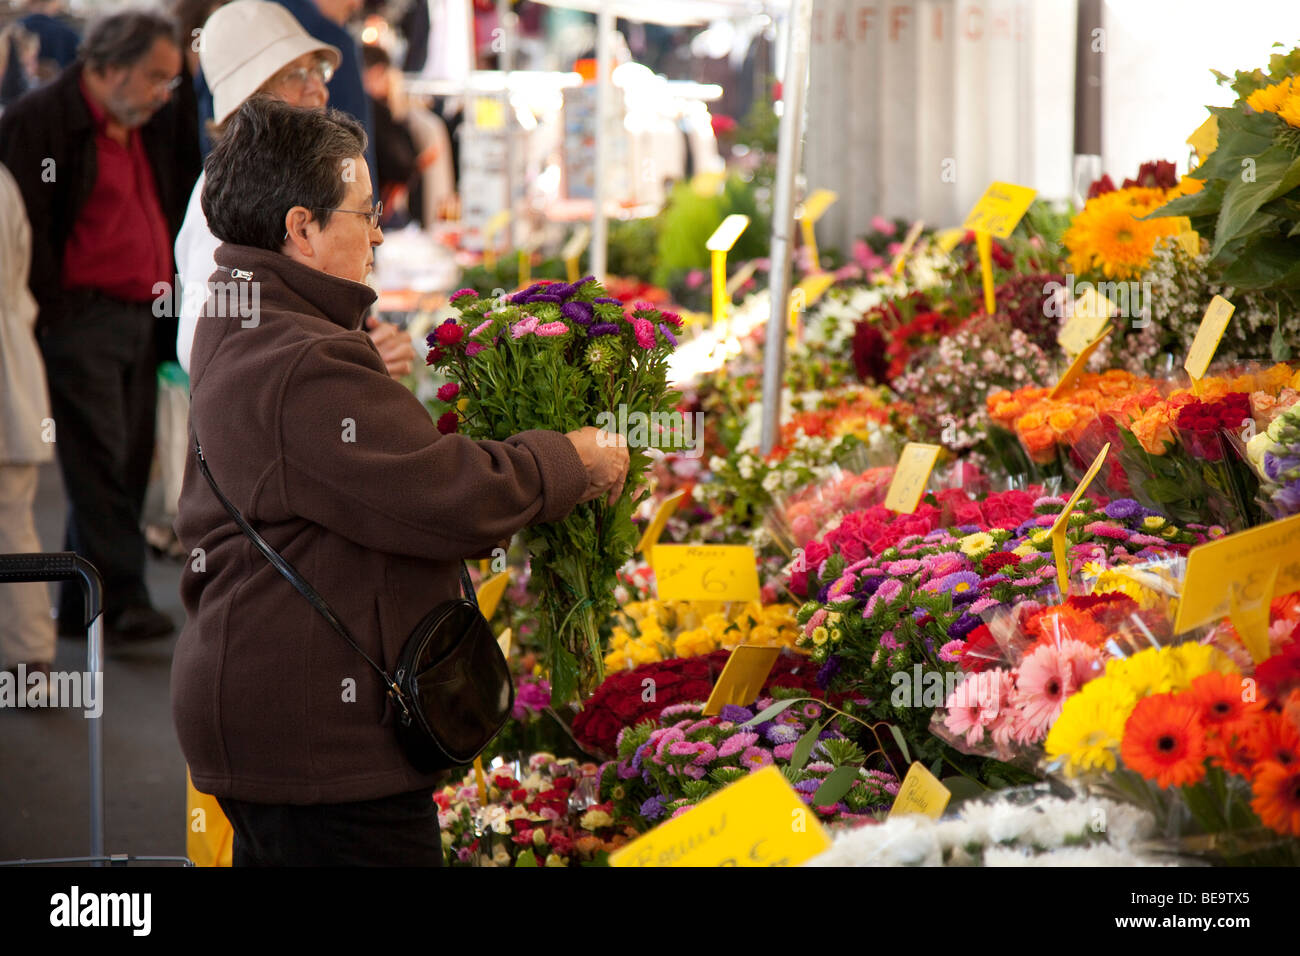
[
  {"xmin": 1020, "ymin": 426, "xmax": 1059, "ymax": 464},
  {"xmin": 1129, "ymin": 412, "xmax": 1175, "ymax": 455}
]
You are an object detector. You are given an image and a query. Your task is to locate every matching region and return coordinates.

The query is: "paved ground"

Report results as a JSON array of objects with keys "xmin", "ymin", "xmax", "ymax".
[{"xmin": 0, "ymin": 463, "xmax": 188, "ymax": 864}]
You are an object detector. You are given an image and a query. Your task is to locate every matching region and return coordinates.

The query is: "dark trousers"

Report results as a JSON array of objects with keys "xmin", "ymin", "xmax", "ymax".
[
  {"xmin": 37, "ymin": 291, "xmax": 157, "ymax": 625},
  {"xmin": 217, "ymin": 789, "xmax": 445, "ymax": 866}
]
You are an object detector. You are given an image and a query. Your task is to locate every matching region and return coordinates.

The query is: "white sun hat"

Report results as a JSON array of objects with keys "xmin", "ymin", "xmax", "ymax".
[{"xmin": 201, "ymin": 0, "xmax": 342, "ymax": 125}]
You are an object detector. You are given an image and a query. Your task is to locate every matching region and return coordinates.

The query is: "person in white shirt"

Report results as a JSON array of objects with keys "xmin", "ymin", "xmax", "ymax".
[{"xmin": 175, "ymin": 0, "xmax": 413, "ymax": 377}]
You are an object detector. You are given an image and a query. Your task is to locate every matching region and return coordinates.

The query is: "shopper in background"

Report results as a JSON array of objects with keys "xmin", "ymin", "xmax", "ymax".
[
  {"xmin": 18, "ymin": 0, "xmax": 81, "ymax": 82},
  {"xmin": 0, "ymin": 161, "xmax": 55, "ymax": 697},
  {"xmin": 360, "ymin": 42, "xmax": 419, "ymax": 226},
  {"xmin": 175, "ymin": 95, "xmax": 629, "ymax": 864},
  {"xmin": 175, "ymin": 0, "xmax": 412, "ymax": 377},
  {"xmin": 0, "ymin": 10, "xmax": 201, "ymax": 643}
]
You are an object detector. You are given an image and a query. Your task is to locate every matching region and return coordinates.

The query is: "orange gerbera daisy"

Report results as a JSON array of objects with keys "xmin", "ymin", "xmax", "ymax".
[
  {"xmin": 1251, "ymin": 761, "xmax": 1300, "ymax": 836},
  {"xmin": 1186, "ymin": 671, "xmax": 1264, "ymax": 732},
  {"xmin": 1244, "ymin": 711, "xmax": 1300, "ymax": 773},
  {"xmin": 1121, "ymin": 693, "xmax": 1207, "ymax": 788}
]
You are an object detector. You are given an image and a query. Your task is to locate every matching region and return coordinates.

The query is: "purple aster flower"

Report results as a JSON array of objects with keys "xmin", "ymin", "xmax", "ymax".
[
  {"xmin": 561, "ymin": 301, "xmax": 595, "ymax": 325},
  {"xmin": 794, "ymin": 778, "xmax": 821, "ymax": 795},
  {"xmin": 545, "ymin": 282, "xmax": 576, "ymax": 300},
  {"xmin": 528, "ymin": 293, "xmax": 563, "ymax": 304},
  {"xmin": 592, "ymin": 296, "xmax": 621, "ymax": 305},
  {"xmin": 617, "ymin": 760, "xmax": 639, "ymax": 780},
  {"xmin": 718, "ymin": 704, "xmax": 753, "ymax": 723},
  {"xmin": 587, "ymin": 322, "xmax": 620, "ymax": 337},
  {"xmin": 815, "ymin": 655, "xmax": 841, "ymax": 690},
  {"xmin": 658, "ymin": 323, "xmax": 678, "ymax": 346},
  {"xmin": 765, "ymin": 723, "xmax": 800, "ymax": 746},
  {"xmin": 1104, "ymin": 499, "xmax": 1142, "ymax": 520},
  {"xmin": 639, "ymin": 795, "xmax": 666, "ymax": 821},
  {"xmin": 930, "ymin": 570, "xmax": 982, "ymax": 597},
  {"xmin": 947, "ymin": 611, "xmax": 982, "ymax": 640}
]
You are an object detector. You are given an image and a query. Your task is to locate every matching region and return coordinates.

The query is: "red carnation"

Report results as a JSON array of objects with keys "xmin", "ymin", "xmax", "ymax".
[{"xmin": 436, "ymin": 411, "xmax": 459, "ymax": 434}]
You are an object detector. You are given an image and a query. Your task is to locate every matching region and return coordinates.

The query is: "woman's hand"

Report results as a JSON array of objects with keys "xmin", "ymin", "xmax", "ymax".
[
  {"xmin": 364, "ymin": 316, "xmax": 416, "ymax": 379},
  {"xmin": 566, "ymin": 426, "xmax": 630, "ymax": 506}
]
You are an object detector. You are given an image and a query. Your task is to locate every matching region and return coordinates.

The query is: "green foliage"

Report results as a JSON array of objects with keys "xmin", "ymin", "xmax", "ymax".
[
  {"xmin": 652, "ymin": 176, "xmax": 769, "ymax": 287},
  {"xmin": 1211, "ymin": 42, "xmax": 1300, "ymax": 102}
]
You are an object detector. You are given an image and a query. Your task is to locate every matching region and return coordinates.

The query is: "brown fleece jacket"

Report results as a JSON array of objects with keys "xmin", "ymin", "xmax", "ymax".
[{"xmin": 172, "ymin": 243, "xmax": 587, "ymax": 803}]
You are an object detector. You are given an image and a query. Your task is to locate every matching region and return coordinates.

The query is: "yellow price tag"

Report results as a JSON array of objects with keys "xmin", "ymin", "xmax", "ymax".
[
  {"xmin": 476, "ymin": 570, "xmax": 510, "ymax": 620},
  {"xmin": 791, "ymin": 273, "xmax": 835, "ymax": 311},
  {"xmin": 1049, "ymin": 443, "xmax": 1110, "ymax": 594},
  {"xmin": 473, "ymin": 757, "xmax": 488, "ymax": 802},
  {"xmin": 935, "ymin": 228, "xmax": 964, "ymax": 254},
  {"xmin": 797, "ymin": 189, "xmax": 838, "ymax": 224},
  {"xmin": 635, "ymin": 489, "xmax": 686, "ymax": 556},
  {"xmin": 975, "ymin": 229, "xmax": 996, "ymax": 314},
  {"xmin": 610, "ymin": 765, "xmax": 832, "ymax": 867},
  {"xmin": 1058, "ymin": 288, "xmax": 1115, "ymax": 356},
  {"xmin": 652, "ymin": 544, "xmax": 761, "ymax": 603},
  {"xmin": 1050, "ymin": 325, "xmax": 1113, "ymax": 399},
  {"xmin": 891, "ymin": 220, "xmax": 925, "ymax": 277},
  {"xmin": 474, "ymin": 97, "xmax": 505, "ymax": 130},
  {"xmin": 1184, "ymin": 295, "xmax": 1235, "ymax": 381},
  {"xmin": 1187, "ymin": 115, "xmax": 1219, "ymax": 163},
  {"xmin": 706, "ymin": 214, "xmax": 751, "ymax": 252},
  {"xmin": 888, "ymin": 762, "xmax": 952, "ymax": 820},
  {"xmin": 1174, "ymin": 512, "xmax": 1300, "ymax": 662},
  {"xmin": 961, "ymin": 181, "xmax": 1037, "ymax": 239},
  {"xmin": 482, "ymin": 210, "xmax": 510, "ymax": 271},
  {"xmin": 884, "ymin": 443, "xmax": 942, "ymax": 514},
  {"xmin": 1174, "ymin": 230, "xmax": 1201, "ymax": 257},
  {"xmin": 496, "ymin": 627, "xmax": 513, "ymax": 658},
  {"xmin": 702, "ymin": 645, "xmax": 781, "ymax": 716}
]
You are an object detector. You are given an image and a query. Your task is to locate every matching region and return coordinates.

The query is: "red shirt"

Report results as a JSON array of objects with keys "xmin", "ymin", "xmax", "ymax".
[{"xmin": 61, "ymin": 77, "xmax": 173, "ymax": 303}]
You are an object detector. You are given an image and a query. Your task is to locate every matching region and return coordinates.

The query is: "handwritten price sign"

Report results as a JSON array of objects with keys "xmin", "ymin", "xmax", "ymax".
[
  {"xmin": 961, "ymin": 182, "xmax": 1037, "ymax": 239},
  {"xmin": 884, "ymin": 443, "xmax": 942, "ymax": 514},
  {"xmin": 652, "ymin": 544, "xmax": 760, "ymax": 602}
]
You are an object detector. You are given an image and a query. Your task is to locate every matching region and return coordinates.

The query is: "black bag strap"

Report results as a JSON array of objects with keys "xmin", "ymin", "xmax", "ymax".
[{"xmin": 193, "ymin": 440, "xmax": 479, "ymax": 721}]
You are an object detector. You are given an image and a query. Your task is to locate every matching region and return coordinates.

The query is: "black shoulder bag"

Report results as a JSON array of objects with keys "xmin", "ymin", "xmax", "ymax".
[{"xmin": 194, "ymin": 440, "xmax": 513, "ymax": 773}]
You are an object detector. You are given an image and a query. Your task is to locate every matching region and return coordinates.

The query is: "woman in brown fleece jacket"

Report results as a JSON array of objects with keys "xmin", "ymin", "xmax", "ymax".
[{"xmin": 172, "ymin": 96, "xmax": 628, "ymax": 865}]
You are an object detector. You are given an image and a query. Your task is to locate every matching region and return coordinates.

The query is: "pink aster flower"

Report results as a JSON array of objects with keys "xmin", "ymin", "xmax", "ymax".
[
  {"xmin": 535, "ymin": 321, "xmax": 569, "ymax": 336},
  {"xmin": 804, "ymin": 608, "xmax": 828, "ymax": 638},
  {"xmin": 469, "ymin": 319, "xmax": 494, "ymax": 337},
  {"xmin": 740, "ymin": 746, "xmax": 774, "ymax": 769},
  {"xmin": 631, "ymin": 317, "xmax": 656, "ymax": 349},
  {"xmin": 828, "ymin": 573, "xmax": 858, "ymax": 601},
  {"xmin": 511, "ymin": 315, "xmax": 538, "ymax": 338},
  {"xmin": 879, "ymin": 630, "xmax": 900, "ymax": 650},
  {"xmin": 465, "ymin": 343, "xmax": 486, "ymax": 356},
  {"xmin": 717, "ymin": 731, "xmax": 758, "ymax": 757},
  {"xmin": 1084, "ymin": 522, "xmax": 1129, "ymax": 540},
  {"xmin": 653, "ymin": 727, "xmax": 685, "ymax": 760},
  {"xmin": 969, "ymin": 596, "xmax": 1001, "ymax": 615},
  {"xmin": 805, "ymin": 761, "xmax": 835, "ymax": 774},
  {"xmin": 773, "ymin": 742, "xmax": 797, "ymax": 760},
  {"xmin": 670, "ymin": 804, "xmax": 696, "ymax": 819}
]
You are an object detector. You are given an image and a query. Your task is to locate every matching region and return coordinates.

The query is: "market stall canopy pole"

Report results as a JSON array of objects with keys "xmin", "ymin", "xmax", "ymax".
[
  {"xmin": 592, "ymin": 3, "xmax": 613, "ymax": 280},
  {"xmin": 1072, "ymin": 0, "xmax": 1103, "ymax": 205},
  {"xmin": 760, "ymin": 0, "xmax": 814, "ymax": 456}
]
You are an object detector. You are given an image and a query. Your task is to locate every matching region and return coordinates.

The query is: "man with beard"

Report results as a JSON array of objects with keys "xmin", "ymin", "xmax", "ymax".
[{"xmin": 0, "ymin": 9, "xmax": 201, "ymax": 643}]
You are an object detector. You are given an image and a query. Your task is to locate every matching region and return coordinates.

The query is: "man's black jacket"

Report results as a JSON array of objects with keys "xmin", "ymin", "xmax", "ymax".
[{"xmin": 0, "ymin": 61, "xmax": 201, "ymax": 322}]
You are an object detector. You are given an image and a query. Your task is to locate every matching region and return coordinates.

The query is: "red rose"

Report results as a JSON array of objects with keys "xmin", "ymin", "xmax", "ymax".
[
  {"xmin": 436, "ymin": 411, "xmax": 459, "ymax": 434},
  {"xmin": 982, "ymin": 490, "xmax": 1036, "ymax": 529}
]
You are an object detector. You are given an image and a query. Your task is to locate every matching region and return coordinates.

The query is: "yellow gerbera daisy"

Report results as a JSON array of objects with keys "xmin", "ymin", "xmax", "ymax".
[
  {"xmin": 1246, "ymin": 76, "xmax": 1295, "ymax": 115},
  {"xmin": 1045, "ymin": 677, "xmax": 1137, "ymax": 776}
]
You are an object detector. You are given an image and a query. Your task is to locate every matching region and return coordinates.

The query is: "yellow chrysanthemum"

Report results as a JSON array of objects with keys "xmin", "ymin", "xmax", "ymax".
[
  {"xmin": 959, "ymin": 532, "xmax": 996, "ymax": 558},
  {"xmin": 1064, "ymin": 191, "xmax": 1182, "ymax": 280},
  {"xmin": 1045, "ymin": 677, "xmax": 1137, "ymax": 776},
  {"xmin": 1246, "ymin": 76, "xmax": 1295, "ymax": 115}
]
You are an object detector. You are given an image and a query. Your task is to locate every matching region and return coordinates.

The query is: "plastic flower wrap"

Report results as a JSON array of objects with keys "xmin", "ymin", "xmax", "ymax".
[
  {"xmin": 763, "ymin": 463, "xmax": 895, "ymax": 554},
  {"xmin": 599, "ymin": 695, "xmax": 899, "ymax": 831},
  {"xmin": 1245, "ymin": 395, "xmax": 1300, "ymax": 518},
  {"xmin": 1046, "ymin": 627, "xmax": 1300, "ymax": 865},
  {"xmin": 427, "ymin": 280, "xmax": 681, "ymax": 701},
  {"xmin": 437, "ymin": 753, "xmax": 636, "ymax": 866},
  {"xmin": 792, "ymin": 495, "xmax": 1219, "ymax": 780}
]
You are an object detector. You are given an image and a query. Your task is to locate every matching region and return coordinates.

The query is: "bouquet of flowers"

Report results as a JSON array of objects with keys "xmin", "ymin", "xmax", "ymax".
[
  {"xmin": 793, "ymin": 496, "xmax": 1219, "ymax": 777},
  {"xmin": 1046, "ymin": 637, "xmax": 1300, "ymax": 865},
  {"xmin": 1245, "ymin": 395, "xmax": 1300, "ymax": 517},
  {"xmin": 427, "ymin": 279, "xmax": 681, "ymax": 701},
  {"xmin": 806, "ymin": 791, "xmax": 1159, "ymax": 867},
  {"xmin": 599, "ymin": 694, "xmax": 900, "ymax": 830},
  {"xmin": 764, "ymin": 463, "xmax": 896, "ymax": 553},
  {"xmin": 570, "ymin": 649, "xmax": 827, "ymax": 758},
  {"xmin": 603, "ymin": 599, "xmax": 803, "ymax": 671},
  {"xmin": 437, "ymin": 752, "xmax": 635, "ymax": 866}
]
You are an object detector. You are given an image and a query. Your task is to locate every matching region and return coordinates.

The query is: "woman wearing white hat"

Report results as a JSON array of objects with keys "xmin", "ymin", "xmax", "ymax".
[{"xmin": 174, "ymin": 0, "xmax": 413, "ymax": 377}]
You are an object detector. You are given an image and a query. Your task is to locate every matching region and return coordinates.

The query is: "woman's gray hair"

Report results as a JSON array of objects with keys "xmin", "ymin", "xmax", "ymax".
[
  {"xmin": 80, "ymin": 9, "xmax": 179, "ymax": 72},
  {"xmin": 202, "ymin": 94, "xmax": 368, "ymax": 252}
]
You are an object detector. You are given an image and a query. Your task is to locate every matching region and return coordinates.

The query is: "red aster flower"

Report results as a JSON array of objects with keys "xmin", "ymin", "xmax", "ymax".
[
  {"xmin": 436, "ymin": 411, "xmax": 459, "ymax": 434},
  {"xmin": 435, "ymin": 320, "xmax": 465, "ymax": 346}
]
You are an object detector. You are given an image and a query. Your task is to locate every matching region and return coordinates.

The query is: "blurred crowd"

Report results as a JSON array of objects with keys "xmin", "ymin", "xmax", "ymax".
[{"xmin": 0, "ymin": 0, "xmax": 456, "ymax": 685}]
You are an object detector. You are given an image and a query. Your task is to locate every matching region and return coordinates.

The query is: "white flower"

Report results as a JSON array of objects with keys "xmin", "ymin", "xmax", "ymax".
[
  {"xmin": 761, "ymin": 471, "xmax": 783, "ymax": 494},
  {"xmin": 708, "ymin": 455, "xmax": 727, "ymax": 472}
]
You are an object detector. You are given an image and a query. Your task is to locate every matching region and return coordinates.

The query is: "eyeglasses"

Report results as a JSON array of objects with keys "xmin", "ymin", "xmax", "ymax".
[
  {"xmin": 317, "ymin": 200, "xmax": 383, "ymax": 229},
  {"xmin": 148, "ymin": 74, "xmax": 184, "ymax": 94},
  {"xmin": 276, "ymin": 59, "xmax": 335, "ymax": 89}
]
